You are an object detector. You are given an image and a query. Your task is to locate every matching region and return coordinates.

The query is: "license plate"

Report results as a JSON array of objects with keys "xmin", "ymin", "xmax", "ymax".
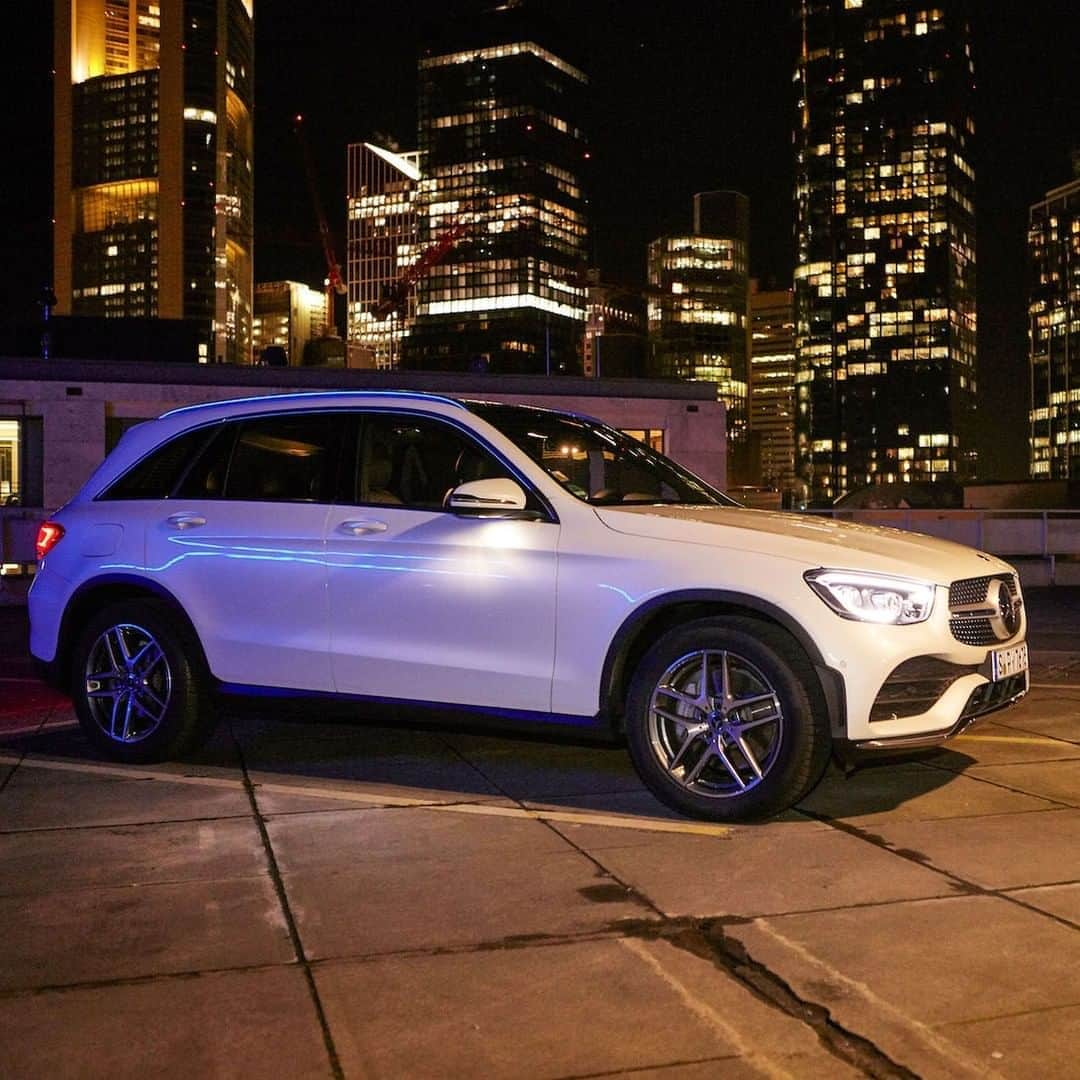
[{"xmin": 991, "ymin": 642, "xmax": 1028, "ymax": 681}]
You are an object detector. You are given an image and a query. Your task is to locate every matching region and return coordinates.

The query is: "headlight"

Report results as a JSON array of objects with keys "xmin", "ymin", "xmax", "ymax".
[{"xmin": 804, "ymin": 569, "xmax": 935, "ymax": 625}]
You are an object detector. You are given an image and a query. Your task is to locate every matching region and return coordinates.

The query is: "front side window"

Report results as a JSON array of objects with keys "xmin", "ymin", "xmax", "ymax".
[
  {"xmin": 352, "ymin": 413, "xmax": 512, "ymax": 511},
  {"xmin": 469, "ymin": 403, "xmax": 732, "ymax": 507}
]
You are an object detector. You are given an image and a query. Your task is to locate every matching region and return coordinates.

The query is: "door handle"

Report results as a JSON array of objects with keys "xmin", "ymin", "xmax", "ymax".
[
  {"xmin": 338, "ymin": 519, "xmax": 388, "ymax": 536},
  {"xmin": 166, "ymin": 513, "xmax": 207, "ymax": 529}
]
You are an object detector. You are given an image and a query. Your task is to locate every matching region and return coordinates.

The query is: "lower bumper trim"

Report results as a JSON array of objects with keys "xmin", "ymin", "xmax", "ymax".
[{"xmin": 844, "ymin": 676, "xmax": 1029, "ymax": 754}]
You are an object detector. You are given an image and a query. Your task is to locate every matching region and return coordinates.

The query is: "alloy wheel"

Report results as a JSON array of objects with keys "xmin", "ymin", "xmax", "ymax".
[
  {"xmin": 83, "ymin": 623, "xmax": 173, "ymax": 744},
  {"xmin": 647, "ymin": 648, "xmax": 785, "ymax": 798}
]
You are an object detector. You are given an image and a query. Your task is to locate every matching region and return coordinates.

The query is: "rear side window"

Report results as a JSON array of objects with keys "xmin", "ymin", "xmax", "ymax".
[
  {"xmin": 100, "ymin": 426, "xmax": 217, "ymax": 500},
  {"xmin": 177, "ymin": 412, "xmax": 343, "ymax": 503}
]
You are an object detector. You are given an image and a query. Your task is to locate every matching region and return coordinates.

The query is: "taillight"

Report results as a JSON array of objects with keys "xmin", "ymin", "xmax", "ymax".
[{"xmin": 36, "ymin": 521, "xmax": 65, "ymax": 561}]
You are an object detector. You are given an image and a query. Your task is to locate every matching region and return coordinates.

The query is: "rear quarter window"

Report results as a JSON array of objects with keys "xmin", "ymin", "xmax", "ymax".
[{"xmin": 98, "ymin": 426, "xmax": 217, "ymax": 500}]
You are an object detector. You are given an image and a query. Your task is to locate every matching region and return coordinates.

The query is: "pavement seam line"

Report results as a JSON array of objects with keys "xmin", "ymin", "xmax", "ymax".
[
  {"xmin": 618, "ymin": 936, "xmax": 796, "ymax": 1080},
  {"xmin": 548, "ymin": 1052, "xmax": 742, "ymax": 1079},
  {"xmin": 921, "ymin": 758, "xmax": 1079, "ymax": 811},
  {"xmin": 805, "ymin": 808, "xmax": 1080, "ymax": 934},
  {"xmin": 0, "ymin": 752, "xmax": 734, "ymax": 837},
  {"xmin": 750, "ymin": 918, "xmax": 1004, "ymax": 1079},
  {"xmin": 231, "ymin": 722, "xmax": 345, "ymax": 1080}
]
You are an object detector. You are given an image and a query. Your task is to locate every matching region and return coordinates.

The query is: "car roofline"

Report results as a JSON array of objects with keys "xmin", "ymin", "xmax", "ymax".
[{"xmin": 160, "ymin": 389, "xmax": 468, "ymax": 420}]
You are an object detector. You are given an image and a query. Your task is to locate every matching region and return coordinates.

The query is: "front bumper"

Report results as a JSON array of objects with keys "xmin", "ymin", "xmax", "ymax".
[{"xmin": 824, "ymin": 575, "xmax": 1029, "ymax": 745}]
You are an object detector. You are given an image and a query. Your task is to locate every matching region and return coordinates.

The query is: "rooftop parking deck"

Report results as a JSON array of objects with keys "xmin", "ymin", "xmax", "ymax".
[{"xmin": 1, "ymin": 593, "xmax": 1078, "ymax": 1078}]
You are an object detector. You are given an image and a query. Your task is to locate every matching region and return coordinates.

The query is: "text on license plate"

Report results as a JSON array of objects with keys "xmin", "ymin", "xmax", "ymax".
[{"xmin": 991, "ymin": 642, "xmax": 1028, "ymax": 681}]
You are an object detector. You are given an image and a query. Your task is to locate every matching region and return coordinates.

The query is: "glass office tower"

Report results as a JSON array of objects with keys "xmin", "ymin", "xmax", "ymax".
[
  {"xmin": 793, "ymin": 0, "xmax": 976, "ymax": 501},
  {"xmin": 750, "ymin": 283, "xmax": 797, "ymax": 496},
  {"xmin": 1029, "ymin": 174, "xmax": 1080, "ymax": 479},
  {"xmin": 648, "ymin": 191, "xmax": 751, "ymax": 450},
  {"xmin": 54, "ymin": 0, "xmax": 254, "ymax": 363},
  {"xmin": 404, "ymin": 2, "xmax": 589, "ymax": 374},
  {"xmin": 346, "ymin": 142, "xmax": 422, "ymax": 371}
]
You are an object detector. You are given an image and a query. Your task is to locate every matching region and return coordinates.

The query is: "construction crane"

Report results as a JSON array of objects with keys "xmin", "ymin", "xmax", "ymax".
[
  {"xmin": 373, "ymin": 219, "xmax": 469, "ymax": 321},
  {"xmin": 293, "ymin": 114, "xmax": 347, "ymax": 337}
]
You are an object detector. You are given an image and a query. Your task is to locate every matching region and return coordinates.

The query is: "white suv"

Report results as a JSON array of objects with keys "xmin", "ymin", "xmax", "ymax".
[{"xmin": 29, "ymin": 392, "xmax": 1029, "ymax": 820}]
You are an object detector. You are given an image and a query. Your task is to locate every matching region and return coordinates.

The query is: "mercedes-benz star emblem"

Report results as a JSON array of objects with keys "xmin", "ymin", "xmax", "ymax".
[{"xmin": 988, "ymin": 579, "xmax": 1022, "ymax": 641}]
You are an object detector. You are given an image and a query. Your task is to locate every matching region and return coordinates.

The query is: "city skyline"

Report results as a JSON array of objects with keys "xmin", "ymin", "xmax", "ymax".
[{"xmin": 4, "ymin": 0, "xmax": 1079, "ymax": 479}]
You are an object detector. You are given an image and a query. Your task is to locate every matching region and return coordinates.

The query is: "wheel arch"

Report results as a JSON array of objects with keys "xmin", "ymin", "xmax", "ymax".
[
  {"xmin": 55, "ymin": 574, "xmax": 212, "ymax": 692},
  {"xmin": 599, "ymin": 590, "xmax": 846, "ymax": 737}
]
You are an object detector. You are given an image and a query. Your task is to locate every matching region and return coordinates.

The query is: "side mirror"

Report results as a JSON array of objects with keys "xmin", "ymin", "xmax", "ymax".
[{"xmin": 447, "ymin": 477, "xmax": 528, "ymax": 515}]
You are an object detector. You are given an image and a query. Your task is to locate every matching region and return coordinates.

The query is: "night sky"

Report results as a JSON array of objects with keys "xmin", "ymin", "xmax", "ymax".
[{"xmin": 4, "ymin": 1, "xmax": 1078, "ymax": 479}]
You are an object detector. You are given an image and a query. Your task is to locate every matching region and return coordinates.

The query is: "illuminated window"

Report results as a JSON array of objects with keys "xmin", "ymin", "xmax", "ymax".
[{"xmin": 0, "ymin": 418, "xmax": 43, "ymax": 507}]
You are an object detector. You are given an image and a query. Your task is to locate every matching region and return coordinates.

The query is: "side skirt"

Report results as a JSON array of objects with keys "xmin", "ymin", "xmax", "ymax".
[{"xmin": 215, "ymin": 682, "xmax": 619, "ymax": 745}]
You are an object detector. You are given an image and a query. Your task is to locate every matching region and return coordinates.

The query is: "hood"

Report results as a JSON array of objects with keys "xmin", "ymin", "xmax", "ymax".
[{"xmin": 594, "ymin": 505, "xmax": 1012, "ymax": 585}]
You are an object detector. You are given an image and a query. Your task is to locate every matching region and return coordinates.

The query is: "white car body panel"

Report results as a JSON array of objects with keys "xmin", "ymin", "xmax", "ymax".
[
  {"xmin": 28, "ymin": 390, "xmax": 1028, "ymax": 757},
  {"xmin": 144, "ymin": 500, "xmax": 335, "ymax": 691},
  {"xmin": 324, "ymin": 507, "xmax": 559, "ymax": 711}
]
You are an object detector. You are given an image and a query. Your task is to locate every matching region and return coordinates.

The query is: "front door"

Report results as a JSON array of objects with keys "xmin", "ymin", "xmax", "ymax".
[{"xmin": 325, "ymin": 411, "xmax": 559, "ymax": 713}]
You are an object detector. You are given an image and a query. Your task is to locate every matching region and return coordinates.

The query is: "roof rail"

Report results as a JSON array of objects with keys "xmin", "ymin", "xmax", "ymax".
[{"xmin": 161, "ymin": 389, "xmax": 467, "ymax": 419}]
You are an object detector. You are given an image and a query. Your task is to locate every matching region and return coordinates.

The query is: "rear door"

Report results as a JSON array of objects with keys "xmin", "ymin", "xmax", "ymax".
[{"xmin": 142, "ymin": 410, "xmax": 343, "ymax": 692}]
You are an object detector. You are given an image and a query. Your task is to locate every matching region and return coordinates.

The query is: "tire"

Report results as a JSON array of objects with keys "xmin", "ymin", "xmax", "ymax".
[
  {"xmin": 624, "ymin": 616, "xmax": 831, "ymax": 822},
  {"xmin": 71, "ymin": 599, "xmax": 217, "ymax": 763}
]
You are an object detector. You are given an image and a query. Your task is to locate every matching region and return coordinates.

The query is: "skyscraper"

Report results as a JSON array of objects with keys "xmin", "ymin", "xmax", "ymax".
[
  {"xmin": 54, "ymin": 0, "xmax": 254, "ymax": 364},
  {"xmin": 750, "ymin": 283, "xmax": 797, "ymax": 496},
  {"xmin": 403, "ymin": 1, "xmax": 589, "ymax": 374},
  {"xmin": 1029, "ymin": 171, "xmax": 1080, "ymax": 479},
  {"xmin": 346, "ymin": 142, "xmax": 422, "ymax": 370},
  {"xmin": 793, "ymin": 0, "xmax": 976, "ymax": 501},
  {"xmin": 647, "ymin": 191, "xmax": 751, "ymax": 452}
]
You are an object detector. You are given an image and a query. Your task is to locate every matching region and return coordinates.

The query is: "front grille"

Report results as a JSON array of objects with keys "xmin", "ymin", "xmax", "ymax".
[
  {"xmin": 949, "ymin": 574, "xmax": 1017, "ymax": 609},
  {"xmin": 948, "ymin": 573, "xmax": 1021, "ymax": 646},
  {"xmin": 951, "ymin": 618, "xmax": 998, "ymax": 646},
  {"xmin": 870, "ymin": 656, "xmax": 979, "ymax": 722}
]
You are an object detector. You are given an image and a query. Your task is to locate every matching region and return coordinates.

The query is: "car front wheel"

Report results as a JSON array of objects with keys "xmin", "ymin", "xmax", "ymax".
[
  {"xmin": 71, "ymin": 599, "xmax": 216, "ymax": 763},
  {"xmin": 625, "ymin": 617, "xmax": 831, "ymax": 821}
]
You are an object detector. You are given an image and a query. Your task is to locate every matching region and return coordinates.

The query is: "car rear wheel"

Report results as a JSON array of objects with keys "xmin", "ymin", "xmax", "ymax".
[
  {"xmin": 71, "ymin": 599, "xmax": 216, "ymax": 763},
  {"xmin": 625, "ymin": 617, "xmax": 831, "ymax": 821}
]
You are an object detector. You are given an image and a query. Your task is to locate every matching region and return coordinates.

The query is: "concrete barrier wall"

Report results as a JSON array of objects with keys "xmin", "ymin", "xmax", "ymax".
[{"xmin": 822, "ymin": 509, "xmax": 1080, "ymax": 586}]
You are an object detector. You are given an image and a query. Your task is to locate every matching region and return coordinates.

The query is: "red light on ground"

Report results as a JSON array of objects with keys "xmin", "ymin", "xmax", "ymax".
[{"xmin": 36, "ymin": 522, "xmax": 65, "ymax": 561}]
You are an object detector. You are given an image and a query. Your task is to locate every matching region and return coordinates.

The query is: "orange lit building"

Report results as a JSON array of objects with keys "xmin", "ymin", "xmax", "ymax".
[{"xmin": 53, "ymin": 0, "xmax": 254, "ymax": 364}]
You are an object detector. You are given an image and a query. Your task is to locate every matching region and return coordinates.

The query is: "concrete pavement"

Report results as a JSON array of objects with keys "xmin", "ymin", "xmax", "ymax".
[{"xmin": 1, "ymin": 593, "xmax": 1078, "ymax": 1078}]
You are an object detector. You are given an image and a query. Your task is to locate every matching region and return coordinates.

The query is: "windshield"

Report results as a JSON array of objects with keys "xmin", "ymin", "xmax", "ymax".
[{"xmin": 467, "ymin": 402, "xmax": 736, "ymax": 507}]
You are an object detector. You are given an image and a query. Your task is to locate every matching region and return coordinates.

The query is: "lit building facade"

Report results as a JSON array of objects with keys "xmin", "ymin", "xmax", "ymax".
[
  {"xmin": 252, "ymin": 281, "xmax": 328, "ymax": 366},
  {"xmin": 346, "ymin": 142, "xmax": 422, "ymax": 370},
  {"xmin": 1030, "ymin": 175, "xmax": 1080, "ymax": 479},
  {"xmin": 750, "ymin": 283, "xmax": 797, "ymax": 495},
  {"xmin": 647, "ymin": 191, "xmax": 751, "ymax": 445},
  {"xmin": 404, "ymin": 4, "xmax": 589, "ymax": 374},
  {"xmin": 54, "ymin": 0, "xmax": 254, "ymax": 364},
  {"xmin": 793, "ymin": 0, "xmax": 977, "ymax": 501},
  {"xmin": 583, "ymin": 272, "xmax": 646, "ymax": 378}
]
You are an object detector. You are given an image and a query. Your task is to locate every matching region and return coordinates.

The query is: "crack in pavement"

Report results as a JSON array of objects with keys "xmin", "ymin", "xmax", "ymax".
[{"xmin": 439, "ymin": 730, "xmax": 929, "ymax": 1077}]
